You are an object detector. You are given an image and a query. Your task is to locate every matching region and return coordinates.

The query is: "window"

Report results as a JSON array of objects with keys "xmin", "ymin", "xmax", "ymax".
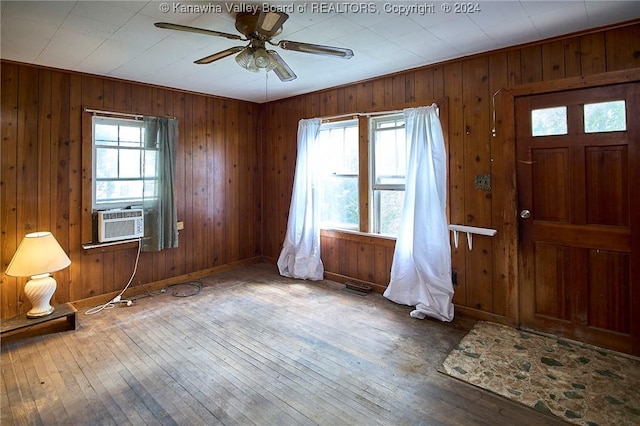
[
  {"xmin": 371, "ymin": 114, "xmax": 406, "ymax": 235},
  {"xmin": 531, "ymin": 106, "xmax": 567, "ymax": 136},
  {"xmin": 316, "ymin": 113, "xmax": 409, "ymax": 237},
  {"xmin": 317, "ymin": 120, "xmax": 359, "ymax": 230},
  {"xmin": 531, "ymin": 101, "xmax": 627, "ymax": 137},
  {"xmin": 92, "ymin": 116, "xmax": 156, "ymax": 210},
  {"xmin": 584, "ymin": 100, "xmax": 626, "ymax": 133}
]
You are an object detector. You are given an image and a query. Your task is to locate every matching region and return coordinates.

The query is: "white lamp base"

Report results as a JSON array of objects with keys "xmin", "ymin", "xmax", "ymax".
[{"xmin": 24, "ymin": 273, "xmax": 57, "ymax": 318}]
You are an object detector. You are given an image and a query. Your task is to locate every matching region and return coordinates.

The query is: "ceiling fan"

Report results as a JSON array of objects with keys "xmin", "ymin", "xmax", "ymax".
[{"xmin": 155, "ymin": 10, "xmax": 354, "ymax": 82}]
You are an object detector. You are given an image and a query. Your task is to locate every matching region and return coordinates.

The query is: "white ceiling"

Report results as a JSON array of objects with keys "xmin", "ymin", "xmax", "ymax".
[{"xmin": 2, "ymin": 1, "xmax": 639, "ymax": 103}]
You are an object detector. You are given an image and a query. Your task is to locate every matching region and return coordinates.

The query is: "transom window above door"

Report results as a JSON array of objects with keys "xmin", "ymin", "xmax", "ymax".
[{"xmin": 530, "ymin": 100, "xmax": 626, "ymax": 137}]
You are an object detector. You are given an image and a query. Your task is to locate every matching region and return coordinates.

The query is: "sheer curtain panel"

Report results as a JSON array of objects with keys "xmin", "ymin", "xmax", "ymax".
[
  {"xmin": 277, "ymin": 118, "xmax": 324, "ymax": 280},
  {"xmin": 142, "ymin": 116, "xmax": 179, "ymax": 252},
  {"xmin": 383, "ymin": 105, "xmax": 454, "ymax": 321}
]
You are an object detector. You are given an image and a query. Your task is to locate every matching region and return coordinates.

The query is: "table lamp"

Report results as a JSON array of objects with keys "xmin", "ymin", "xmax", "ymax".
[{"xmin": 5, "ymin": 231, "xmax": 71, "ymax": 318}]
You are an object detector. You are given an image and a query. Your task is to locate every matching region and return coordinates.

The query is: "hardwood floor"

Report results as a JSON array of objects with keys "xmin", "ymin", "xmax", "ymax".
[{"xmin": 1, "ymin": 263, "xmax": 565, "ymax": 425}]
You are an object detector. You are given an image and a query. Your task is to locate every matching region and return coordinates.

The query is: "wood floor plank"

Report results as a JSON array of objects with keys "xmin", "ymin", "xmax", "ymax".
[
  {"xmin": 1, "ymin": 263, "xmax": 568, "ymax": 426},
  {"xmin": 190, "ymin": 303, "xmax": 400, "ymax": 423},
  {"xmin": 202, "ymin": 283, "xmax": 449, "ymax": 422},
  {"xmin": 59, "ymin": 331, "xmax": 139, "ymax": 425},
  {"xmin": 149, "ymin": 314, "xmax": 327, "ymax": 425},
  {"xmin": 5, "ymin": 344, "xmax": 45, "ymax": 425},
  {"xmin": 21, "ymin": 337, "xmax": 69, "ymax": 425},
  {"xmin": 127, "ymin": 315, "xmax": 266, "ymax": 425}
]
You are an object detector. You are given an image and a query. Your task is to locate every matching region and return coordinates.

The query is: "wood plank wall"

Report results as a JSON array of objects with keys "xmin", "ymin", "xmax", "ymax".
[
  {"xmin": 1, "ymin": 64, "xmax": 262, "ymax": 319},
  {"xmin": 261, "ymin": 22, "xmax": 640, "ymax": 323},
  {"xmin": 1, "ymin": 22, "xmax": 638, "ymax": 321}
]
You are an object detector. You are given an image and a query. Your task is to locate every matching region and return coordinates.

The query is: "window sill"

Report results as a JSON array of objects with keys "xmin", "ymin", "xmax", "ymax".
[
  {"xmin": 320, "ymin": 228, "xmax": 396, "ymax": 247},
  {"xmin": 82, "ymin": 239, "xmax": 140, "ymax": 254}
]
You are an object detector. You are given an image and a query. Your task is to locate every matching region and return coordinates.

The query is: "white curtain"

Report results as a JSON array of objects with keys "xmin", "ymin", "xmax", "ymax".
[
  {"xmin": 277, "ymin": 118, "xmax": 324, "ymax": 280},
  {"xmin": 383, "ymin": 105, "xmax": 454, "ymax": 322}
]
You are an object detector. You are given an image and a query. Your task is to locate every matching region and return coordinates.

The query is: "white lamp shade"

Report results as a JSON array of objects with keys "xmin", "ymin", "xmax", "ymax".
[{"xmin": 5, "ymin": 232, "xmax": 71, "ymax": 277}]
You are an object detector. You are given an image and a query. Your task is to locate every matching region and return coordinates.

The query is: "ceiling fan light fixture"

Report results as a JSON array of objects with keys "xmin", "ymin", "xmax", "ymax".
[
  {"xmin": 156, "ymin": 13, "xmax": 352, "ymax": 83},
  {"xmin": 235, "ymin": 48, "xmax": 259, "ymax": 72},
  {"xmin": 254, "ymin": 47, "xmax": 273, "ymax": 68}
]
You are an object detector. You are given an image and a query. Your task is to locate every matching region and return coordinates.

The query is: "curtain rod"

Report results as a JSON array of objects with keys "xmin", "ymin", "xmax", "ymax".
[
  {"xmin": 321, "ymin": 102, "xmax": 439, "ymax": 123},
  {"xmin": 84, "ymin": 108, "xmax": 176, "ymax": 120},
  {"xmin": 321, "ymin": 109, "xmax": 403, "ymax": 122}
]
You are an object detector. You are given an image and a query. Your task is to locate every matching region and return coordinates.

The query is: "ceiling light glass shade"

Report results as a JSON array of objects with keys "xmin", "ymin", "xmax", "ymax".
[
  {"xmin": 235, "ymin": 48, "xmax": 259, "ymax": 72},
  {"xmin": 254, "ymin": 47, "xmax": 273, "ymax": 69}
]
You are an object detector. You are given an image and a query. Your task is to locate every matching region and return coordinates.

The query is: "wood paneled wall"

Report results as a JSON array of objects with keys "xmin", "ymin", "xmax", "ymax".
[
  {"xmin": 261, "ymin": 22, "xmax": 640, "ymax": 322},
  {"xmin": 2, "ymin": 22, "xmax": 638, "ymax": 321},
  {"xmin": 1, "ymin": 63, "xmax": 262, "ymax": 319}
]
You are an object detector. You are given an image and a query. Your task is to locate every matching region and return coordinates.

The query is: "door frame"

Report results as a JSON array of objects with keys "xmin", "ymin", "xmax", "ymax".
[{"xmin": 497, "ymin": 68, "xmax": 640, "ymax": 331}]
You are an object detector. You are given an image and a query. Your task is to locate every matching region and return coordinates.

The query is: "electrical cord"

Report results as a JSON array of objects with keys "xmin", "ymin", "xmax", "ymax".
[
  {"xmin": 161, "ymin": 281, "xmax": 203, "ymax": 297},
  {"xmin": 85, "ymin": 238, "xmax": 142, "ymax": 315}
]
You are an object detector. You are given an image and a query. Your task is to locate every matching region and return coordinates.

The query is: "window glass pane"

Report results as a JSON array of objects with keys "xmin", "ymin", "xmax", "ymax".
[
  {"xmin": 95, "ymin": 123, "xmax": 118, "ymax": 144},
  {"xmin": 143, "ymin": 179, "xmax": 157, "ymax": 198},
  {"xmin": 319, "ymin": 175, "xmax": 359, "ymax": 229},
  {"xmin": 95, "ymin": 148, "xmax": 118, "ymax": 178},
  {"xmin": 376, "ymin": 190, "xmax": 405, "ymax": 236},
  {"xmin": 318, "ymin": 125, "xmax": 358, "ymax": 174},
  {"xmin": 374, "ymin": 127, "xmax": 406, "ymax": 185},
  {"xmin": 375, "ymin": 116, "xmax": 404, "ymax": 129},
  {"xmin": 119, "ymin": 149, "xmax": 141, "ymax": 178},
  {"xmin": 584, "ymin": 100, "xmax": 626, "ymax": 133},
  {"xmin": 317, "ymin": 120, "xmax": 359, "ymax": 229},
  {"xmin": 120, "ymin": 125, "xmax": 143, "ymax": 147},
  {"xmin": 531, "ymin": 106, "xmax": 567, "ymax": 136},
  {"xmin": 95, "ymin": 180, "xmax": 143, "ymax": 205},
  {"xmin": 143, "ymin": 150, "xmax": 157, "ymax": 177}
]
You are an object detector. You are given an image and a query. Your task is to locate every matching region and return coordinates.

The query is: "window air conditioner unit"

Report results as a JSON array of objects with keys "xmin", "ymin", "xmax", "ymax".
[{"xmin": 97, "ymin": 209, "xmax": 144, "ymax": 242}]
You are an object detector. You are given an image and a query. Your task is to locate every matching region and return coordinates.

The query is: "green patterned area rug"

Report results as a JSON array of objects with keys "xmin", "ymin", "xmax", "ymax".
[{"xmin": 442, "ymin": 321, "xmax": 640, "ymax": 426}]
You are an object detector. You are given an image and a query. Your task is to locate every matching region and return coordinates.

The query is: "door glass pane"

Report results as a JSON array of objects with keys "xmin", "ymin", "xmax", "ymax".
[
  {"xmin": 584, "ymin": 100, "xmax": 626, "ymax": 133},
  {"xmin": 531, "ymin": 106, "xmax": 567, "ymax": 136}
]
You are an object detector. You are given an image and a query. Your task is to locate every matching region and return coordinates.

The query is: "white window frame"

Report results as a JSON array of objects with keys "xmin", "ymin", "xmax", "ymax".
[
  {"xmin": 370, "ymin": 113, "xmax": 406, "ymax": 235},
  {"xmin": 317, "ymin": 119, "xmax": 360, "ymax": 231},
  {"xmin": 92, "ymin": 116, "xmax": 152, "ymax": 211}
]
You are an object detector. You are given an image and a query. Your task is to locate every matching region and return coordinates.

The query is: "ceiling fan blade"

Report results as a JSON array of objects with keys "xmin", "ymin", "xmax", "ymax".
[
  {"xmin": 255, "ymin": 11, "xmax": 288, "ymax": 37},
  {"xmin": 277, "ymin": 40, "xmax": 354, "ymax": 59},
  {"xmin": 267, "ymin": 51, "xmax": 296, "ymax": 82},
  {"xmin": 155, "ymin": 22, "xmax": 243, "ymax": 41},
  {"xmin": 195, "ymin": 46, "xmax": 246, "ymax": 64}
]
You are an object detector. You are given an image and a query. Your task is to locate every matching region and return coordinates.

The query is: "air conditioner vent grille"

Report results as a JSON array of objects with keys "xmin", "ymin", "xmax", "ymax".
[{"xmin": 98, "ymin": 209, "xmax": 144, "ymax": 242}]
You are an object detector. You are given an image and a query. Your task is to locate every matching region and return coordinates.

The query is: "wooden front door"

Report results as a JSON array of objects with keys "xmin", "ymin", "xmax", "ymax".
[{"xmin": 516, "ymin": 83, "xmax": 639, "ymax": 355}]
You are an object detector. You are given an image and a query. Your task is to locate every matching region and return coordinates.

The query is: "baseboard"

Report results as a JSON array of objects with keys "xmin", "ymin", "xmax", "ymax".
[
  {"xmin": 453, "ymin": 305, "xmax": 514, "ymax": 326},
  {"xmin": 72, "ymin": 256, "xmax": 265, "ymax": 310}
]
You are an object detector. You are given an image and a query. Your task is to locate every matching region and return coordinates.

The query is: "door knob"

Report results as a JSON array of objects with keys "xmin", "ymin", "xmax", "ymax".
[{"xmin": 520, "ymin": 209, "xmax": 531, "ymax": 219}]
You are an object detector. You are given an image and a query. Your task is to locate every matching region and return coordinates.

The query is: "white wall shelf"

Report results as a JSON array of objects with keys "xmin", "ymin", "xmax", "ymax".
[{"xmin": 448, "ymin": 224, "xmax": 497, "ymax": 250}]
